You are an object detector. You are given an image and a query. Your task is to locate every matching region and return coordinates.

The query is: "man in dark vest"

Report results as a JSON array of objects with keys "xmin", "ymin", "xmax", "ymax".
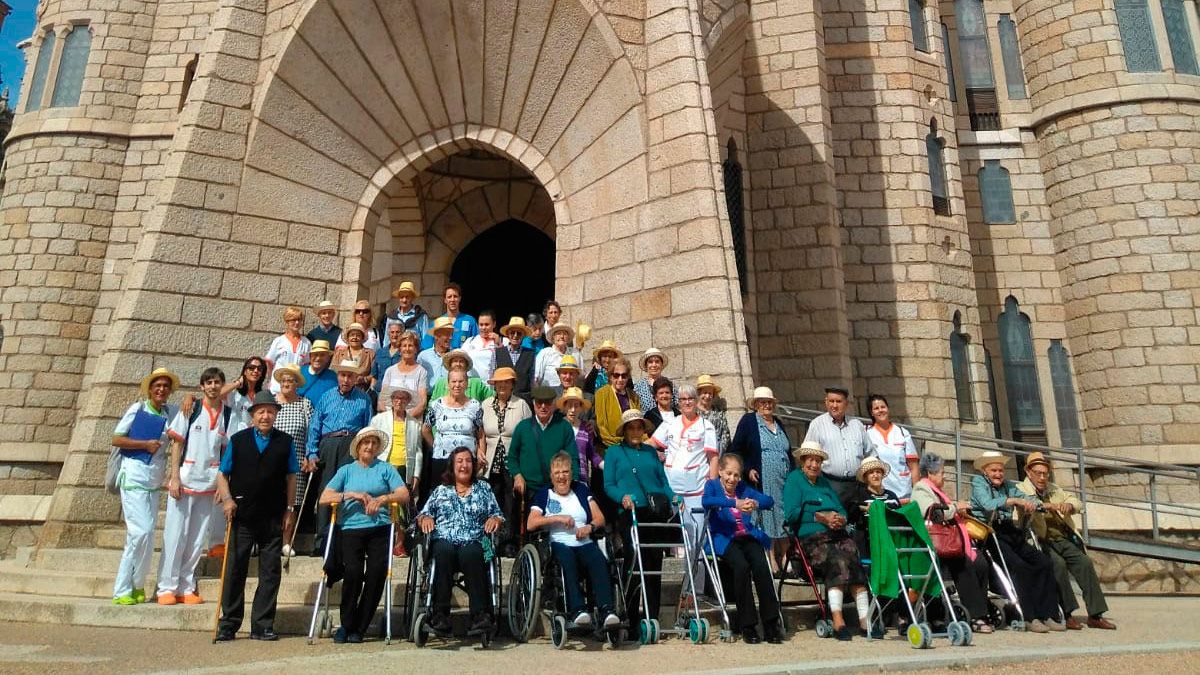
[
  {"xmin": 214, "ymin": 391, "xmax": 298, "ymax": 642},
  {"xmin": 494, "ymin": 316, "xmax": 537, "ymax": 404}
]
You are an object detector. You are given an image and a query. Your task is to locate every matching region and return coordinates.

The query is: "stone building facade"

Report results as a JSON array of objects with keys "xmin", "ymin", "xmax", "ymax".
[{"xmin": 0, "ymin": 0, "xmax": 1197, "ymax": 547}]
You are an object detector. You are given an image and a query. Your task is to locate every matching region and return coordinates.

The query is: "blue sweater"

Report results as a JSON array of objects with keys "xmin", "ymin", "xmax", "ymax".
[{"xmin": 700, "ymin": 478, "xmax": 774, "ymax": 554}]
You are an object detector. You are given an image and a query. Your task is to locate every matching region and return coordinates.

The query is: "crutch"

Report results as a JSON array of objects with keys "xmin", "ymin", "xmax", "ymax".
[
  {"xmin": 210, "ymin": 518, "xmax": 233, "ymax": 643},
  {"xmin": 283, "ymin": 474, "xmax": 313, "ymax": 574},
  {"xmin": 307, "ymin": 504, "xmax": 338, "ymax": 645},
  {"xmin": 383, "ymin": 502, "xmax": 399, "ymax": 644}
]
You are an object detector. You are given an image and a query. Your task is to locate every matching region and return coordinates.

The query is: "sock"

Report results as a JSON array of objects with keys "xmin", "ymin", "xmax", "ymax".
[
  {"xmin": 827, "ymin": 588, "xmax": 843, "ymax": 613},
  {"xmin": 855, "ymin": 590, "xmax": 870, "ymax": 625}
]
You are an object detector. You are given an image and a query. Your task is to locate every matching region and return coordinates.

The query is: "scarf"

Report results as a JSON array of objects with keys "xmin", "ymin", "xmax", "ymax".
[{"xmin": 919, "ymin": 477, "xmax": 975, "ymax": 561}]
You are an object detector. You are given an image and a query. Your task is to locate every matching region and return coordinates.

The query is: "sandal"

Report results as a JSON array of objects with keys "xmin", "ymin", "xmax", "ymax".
[{"xmin": 972, "ymin": 619, "xmax": 994, "ymax": 634}]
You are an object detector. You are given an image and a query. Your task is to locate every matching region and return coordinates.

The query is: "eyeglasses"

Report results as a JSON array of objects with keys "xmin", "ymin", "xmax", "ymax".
[
  {"xmin": 678, "ymin": 396, "xmax": 695, "ymax": 402},
  {"xmin": 246, "ymin": 365, "xmax": 264, "ymax": 371}
]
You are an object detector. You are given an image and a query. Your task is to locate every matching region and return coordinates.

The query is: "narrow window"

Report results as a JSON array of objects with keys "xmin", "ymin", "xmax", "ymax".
[
  {"xmin": 927, "ymin": 121, "xmax": 950, "ymax": 216},
  {"xmin": 998, "ymin": 296, "xmax": 1046, "ymax": 444},
  {"xmin": 984, "ymin": 345, "xmax": 1002, "ymax": 438},
  {"xmin": 24, "ymin": 31, "xmax": 55, "ymax": 112},
  {"xmin": 50, "ymin": 25, "xmax": 91, "ymax": 108},
  {"xmin": 950, "ymin": 312, "xmax": 976, "ymax": 422},
  {"xmin": 997, "ymin": 15, "xmax": 1028, "ymax": 99},
  {"xmin": 909, "ymin": 0, "xmax": 930, "ymax": 52},
  {"xmin": 1162, "ymin": 0, "xmax": 1199, "ymax": 74},
  {"xmin": 979, "ymin": 160, "xmax": 1016, "ymax": 224},
  {"xmin": 1115, "ymin": 0, "xmax": 1162, "ymax": 72},
  {"xmin": 1048, "ymin": 340, "xmax": 1084, "ymax": 448},
  {"xmin": 955, "ymin": 0, "xmax": 1000, "ymax": 130},
  {"xmin": 942, "ymin": 22, "xmax": 957, "ymax": 102},
  {"xmin": 722, "ymin": 138, "xmax": 748, "ymax": 294},
  {"xmin": 179, "ymin": 54, "xmax": 199, "ymax": 111}
]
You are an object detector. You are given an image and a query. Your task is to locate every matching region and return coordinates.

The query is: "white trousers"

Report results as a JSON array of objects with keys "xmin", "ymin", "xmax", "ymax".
[
  {"xmin": 112, "ymin": 485, "xmax": 158, "ymax": 598},
  {"xmin": 680, "ymin": 493, "xmax": 706, "ymax": 595},
  {"xmin": 156, "ymin": 493, "xmax": 216, "ymax": 596}
]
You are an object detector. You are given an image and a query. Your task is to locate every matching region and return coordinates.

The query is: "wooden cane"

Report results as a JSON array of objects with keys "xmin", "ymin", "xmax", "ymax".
[{"xmin": 211, "ymin": 518, "xmax": 233, "ymax": 643}]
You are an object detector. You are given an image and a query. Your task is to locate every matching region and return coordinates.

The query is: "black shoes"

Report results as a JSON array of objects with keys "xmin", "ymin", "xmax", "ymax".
[
  {"xmin": 214, "ymin": 629, "xmax": 236, "ymax": 642},
  {"xmin": 742, "ymin": 627, "xmax": 761, "ymax": 644},
  {"xmin": 250, "ymin": 630, "xmax": 279, "ymax": 641},
  {"xmin": 428, "ymin": 613, "xmax": 452, "ymax": 635},
  {"xmin": 347, "ymin": 632, "xmax": 363, "ymax": 644},
  {"xmin": 764, "ymin": 627, "xmax": 784, "ymax": 644},
  {"xmin": 334, "ymin": 627, "xmax": 347, "ymax": 644},
  {"xmin": 834, "ymin": 626, "xmax": 854, "ymax": 641}
]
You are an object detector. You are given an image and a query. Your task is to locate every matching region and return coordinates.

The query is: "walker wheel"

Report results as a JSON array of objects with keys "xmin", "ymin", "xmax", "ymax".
[
  {"xmin": 552, "ymin": 615, "xmax": 569, "ymax": 650},
  {"xmin": 907, "ymin": 622, "xmax": 933, "ymax": 649},
  {"xmin": 815, "ymin": 619, "xmax": 833, "ymax": 638},
  {"xmin": 1010, "ymin": 619, "xmax": 1025, "ymax": 632},
  {"xmin": 948, "ymin": 620, "xmax": 965, "ymax": 646},
  {"xmin": 650, "ymin": 618, "xmax": 660, "ymax": 644},
  {"xmin": 687, "ymin": 617, "xmax": 709, "ymax": 644},
  {"xmin": 954, "ymin": 620, "xmax": 973, "ymax": 646},
  {"xmin": 638, "ymin": 619, "xmax": 652, "ymax": 645},
  {"xmin": 412, "ymin": 612, "xmax": 428, "ymax": 648}
]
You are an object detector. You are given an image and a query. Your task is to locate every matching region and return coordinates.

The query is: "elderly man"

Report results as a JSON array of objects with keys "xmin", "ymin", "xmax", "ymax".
[
  {"xmin": 371, "ymin": 323, "xmax": 405, "ymax": 394},
  {"xmin": 494, "ymin": 316, "xmax": 537, "ymax": 403},
  {"xmin": 1018, "ymin": 452, "xmax": 1115, "ymax": 630},
  {"xmin": 305, "ymin": 360, "xmax": 373, "ymax": 555},
  {"xmin": 507, "ymin": 386, "xmax": 579, "ymax": 497},
  {"xmin": 417, "ymin": 316, "xmax": 455, "ymax": 384},
  {"xmin": 214, "ymin": 391, "xmax": 298, "ymax": 641},
  {"xmin": 381, "ymin": 280, "xmax": 431, "ymax": 349},
  {"xmin": 803, "ymin": 387, "xmax": 875, "ymax": 502},
  {"xmin": 298, "ymin": 340, "xmax": 337, "ymax": 404}
]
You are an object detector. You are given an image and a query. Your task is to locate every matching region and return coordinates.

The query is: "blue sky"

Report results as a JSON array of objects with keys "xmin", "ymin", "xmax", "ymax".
[{"xmin": 1, "ymin": 0, "xmax": 36, "ymax": 108}]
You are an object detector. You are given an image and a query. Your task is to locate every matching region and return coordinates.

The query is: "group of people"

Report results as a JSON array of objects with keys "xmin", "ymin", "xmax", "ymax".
[{"xmin": 106, "ymin": 282, "xmax": 1114, "ymax": 645}]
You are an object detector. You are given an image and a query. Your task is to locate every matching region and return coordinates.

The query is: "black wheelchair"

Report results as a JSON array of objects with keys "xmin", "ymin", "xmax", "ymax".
[
  {"xmin": 506, "ymin": 528, "xmax": 626, "ymax": 649},
  {"xmin": 401, "ymin": 525, "xmax": 503, "ymax": 648}
]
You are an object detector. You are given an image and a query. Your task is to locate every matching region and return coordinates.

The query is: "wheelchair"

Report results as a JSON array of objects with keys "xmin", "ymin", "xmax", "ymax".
[
  {"xmin": 401, "ymin": 525, "xmax": 503, "ymax": 648},
  {"xmin": 506, "ymin": 527, "xmax": 627, "ymax": 649}
]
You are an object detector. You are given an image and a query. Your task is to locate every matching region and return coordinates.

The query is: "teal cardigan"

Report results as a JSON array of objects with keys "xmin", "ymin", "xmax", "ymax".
[
  {"xmin": 603, "ymin": 442, "xmax": 676, "ymax": 511},
  {"xmin": 782, "ymin": 469, "xmax": 846, "ymax": 539}
]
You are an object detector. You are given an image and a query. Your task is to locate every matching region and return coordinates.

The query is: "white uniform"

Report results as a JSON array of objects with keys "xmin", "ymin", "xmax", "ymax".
[
  {"xmin": 650, "ymin": 414, "xmax": 717, "ymax": 593},
  {"xmin": 533, "ymin": 346, "xmax": 582, "ymax": 388},
  {"xmin": 866, "ymin": 423, "xmax": 919, "ymax": 499},
  {"xmin": 156, "ymin": 401, "xmax": 231, "ymax": 598},
  {"xmin": 112, "ymin": 400, "xmax": 176, "ymax": 600},
  {"xmin": 462, "ymin": 334, "xmax": 501, "ymax": 382},
  {"xmin": 265, "ymin": 334, "xmax": 312, "ymax": 394}
]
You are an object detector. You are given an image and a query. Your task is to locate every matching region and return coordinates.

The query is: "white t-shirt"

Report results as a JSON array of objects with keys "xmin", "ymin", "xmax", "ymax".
[
  {"xmin": 226, "ymin": 390, "xmax": 255, "ymax": 436},
  {"xmin": 265, "ymin": 334, "xmax": 312, "ymax": 394},
  {"xmin": 462, "ymin": 334, "xmax": 501, "ymax": 382},
  {"xmin": 533, "ymin": 489, "xmax": 590, "ymax": 548},
  {"xmin": 167, "ymin": 401, "xmax": 231, "ymax": 494},
  {"xmin": 651, "ymin": 414, "xmax": 717, "ymax": 497},
  {"xmin": 867, "ymin": 423, "xmax": 919, "ymax": 499}
]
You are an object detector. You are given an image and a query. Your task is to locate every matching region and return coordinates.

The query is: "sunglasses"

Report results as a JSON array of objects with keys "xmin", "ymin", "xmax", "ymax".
[
  {"xmin": 611, "ymin": 373, "xmax": 630, "ymax": 379},
  {"xmin": 246, "ymin": 364, "xmax": 264, "ymax": 371},
  {"xmin": 354, "ymin": 309, "xmax": 370, "ymax": 314}
]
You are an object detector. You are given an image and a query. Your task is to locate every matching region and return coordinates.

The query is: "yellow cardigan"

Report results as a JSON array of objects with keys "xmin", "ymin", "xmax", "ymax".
[{"xmin": 595, "ymin": 384, "xmax": 642, "ymax": 449}]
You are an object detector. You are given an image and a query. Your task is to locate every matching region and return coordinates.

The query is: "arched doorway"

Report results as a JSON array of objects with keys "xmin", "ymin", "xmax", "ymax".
[{"xmin": 450, "ymin": 220, "xmax": 554, "ymax": 322}]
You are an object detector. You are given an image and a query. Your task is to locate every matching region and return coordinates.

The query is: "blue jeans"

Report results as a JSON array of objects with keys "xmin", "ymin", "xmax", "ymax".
[{"xmin": 551, "ymin": 541, "xmax": 613, "ymax": 615}]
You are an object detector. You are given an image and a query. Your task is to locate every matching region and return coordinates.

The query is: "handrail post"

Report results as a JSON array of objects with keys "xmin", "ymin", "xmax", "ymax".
[
  {"xmin": 1076, "ymin": 444, "xmax": 1089, "ymax": 543},
  {"xmin": 1149, "ymin": 474, "xmax": 1159, "ymax": 540},
  {"xmin": 954, "ymin": 428, "xmax": 963, "ymax": 501}
]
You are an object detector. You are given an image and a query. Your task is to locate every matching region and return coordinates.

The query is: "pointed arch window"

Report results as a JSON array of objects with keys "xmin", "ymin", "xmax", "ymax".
[
  {"xmin": 1162, "ymin": 0, "xmax": 1199, "ymax": 74},
  {"xmin": 950, "ymin": 312, "xmax": 976, "ymax": 422},
  {"xmin": 979, "ymin": 160, "xmax": 1016, "ymax": 224},
  {"xmin": 24, "ymin": 31, "xmax": 55, "ymax": 112},
  {"xmin": 927, "ymin": 121, "xmax": 950, "ymax": 216},
  {"xmin": 1048, "ymin": 340, "xmax": 1084, "ymax": 448},
  {"xmin": 942, "ymin": 22, "xmax": 957, "ymax": 102},
  {"xmin": 998, "ymin": 296, "xmax": 1045, "ymax": 443},
  {"xmin": 909, "ymin": 0, "xmax": 930, "ymax": 52},
  {"xmin": 50, "ymin": 25, "xmax": 91, "ymax": 108},
  {"xmin": 722, "ymin": 138, "xmax": 748, "ymax": 294}
]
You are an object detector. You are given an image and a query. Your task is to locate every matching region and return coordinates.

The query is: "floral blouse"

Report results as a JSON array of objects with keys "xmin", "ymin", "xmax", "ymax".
[{"xmin": 419, "ymin": 481, "xmax": 503, "ymax": 545}]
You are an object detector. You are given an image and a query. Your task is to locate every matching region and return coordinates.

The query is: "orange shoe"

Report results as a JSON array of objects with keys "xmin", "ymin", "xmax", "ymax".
[
  {"xmin": 179, "ymin": 593, "xmax": 204, "ymax": 605},
  {"xmin": 207, "ymin": 544, "xmax": 226, "ymax": 558},
  {"xmin": 156, "ymin": 593, "xmax": 178, "ymax": 606}
]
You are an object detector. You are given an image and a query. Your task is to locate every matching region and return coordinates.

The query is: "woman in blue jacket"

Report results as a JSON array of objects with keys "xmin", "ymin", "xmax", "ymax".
[{"xmin": 702, "ymin": 453, "xmax": 781, "ymax": 644}]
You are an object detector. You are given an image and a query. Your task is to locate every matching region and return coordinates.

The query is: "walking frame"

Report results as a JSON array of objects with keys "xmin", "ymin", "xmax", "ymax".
[{"xmin": 626, "ymin": 504, "xmax": 712, "ymax": 644}]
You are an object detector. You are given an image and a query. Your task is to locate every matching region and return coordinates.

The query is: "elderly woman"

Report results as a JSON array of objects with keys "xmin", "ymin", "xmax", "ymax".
[
  {"xmin": 643, "ymin": 376, "xmax": 679, "ymax": 434},
  {"xmin": 481, "ymin": 367, "xmax": 532, "ymax": 556},
  {"xmin": 422, "ymin": 368, "xmax": 485, "ymax": 506},
  {"xmin": 111, "ymin": 368, "xmax": 180, "ymax": 605},
  {"xmin": 633, "ymin": 348, "xmax": 675, "ymax": 414},
  {"xmin": 265, "ymin": 306, "xmax": 312, "ymax": 394},
  {"xmin": 843, "ymin": 457, "xmax": 901, "ymax": 555},
  {"xmin": 378, "ymin": 331, "xmax": 428, "ymax": 417},
  {"xmin": 332, "ymin": 322, "xmax": 376, "ymax": 385},
  {"xmin": 583, "ymin": 339, "xmax": 620, "ymax": 394},
  {"xmin": 783, "ymin": 441, "xmax": 869, "ymax": 641},
  {"xmin": 864, "ymin": 395, "xmax": 918, "ymax": 501},
  {"xmin": 594, "ymin": 356, "xmax": 642, "ymax": 448},
  {"xmin": 429, "ymin": 350, "xmax": 494, "ymax": 402},
  {"xmin": 730, "ymin": 386, "xmax": 791, "ymax": 569},
  {"xmin": 369, "ymin": 387, "xmax": 423, "ymax": 556},
  {"xmin": 528, "ymin": 451, "xmax": 620, "ymax": 630},
  {"xmin": 911, "ymin": 452, "xmax": 993, "ymax": 634},
  {"xmin": 272, "ymin": 364, "xmax": 315, "ymax": 555},
  {"xmin": 702, "ymin": 453, "xmax": 781, "ymax": 644},
  {"xmin": 319, "ymin": 427, "xmax": 409, "ymax": 643},
  {"xmin": 417, "ymin": 447, "xmax": 504, "ymax": 635},
  {"xmin": 695, "ymin": 375, "xmax": 731, "ymax": 455},
  {"xmin": 533, "ymin": 322, "xmax": 581, "ymax": 388},
  {"xmin": 604, "ymin": 409, "xmax": 678, "ymax": 632},
  {"xmin": 970, "ymin": 451, "xmax": 1063, "ymax": 633}
]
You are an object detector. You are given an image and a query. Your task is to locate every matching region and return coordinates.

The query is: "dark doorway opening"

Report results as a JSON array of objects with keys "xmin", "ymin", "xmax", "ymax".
[{"xmin": 450, "ymin": 219, "xmax": 554, "ymax": 323}]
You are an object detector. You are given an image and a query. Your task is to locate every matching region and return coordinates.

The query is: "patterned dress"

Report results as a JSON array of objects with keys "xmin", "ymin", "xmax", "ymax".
[
  {"xmin": 701, "ymin": 408, "xmax": 732, "ymax": 455},
  {"xmin": 757, "ymin": 415, "xmax": 791, "ymax": 539},
  {"xmin": 274, "ymin": 396, "xmax": 314, "ymax": 506}
]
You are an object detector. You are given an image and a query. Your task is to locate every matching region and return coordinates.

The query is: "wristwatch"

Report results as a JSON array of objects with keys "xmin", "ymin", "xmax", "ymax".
[{"xmin": 286, "ymin": 506, "xmax": 295, "ymax": 512}]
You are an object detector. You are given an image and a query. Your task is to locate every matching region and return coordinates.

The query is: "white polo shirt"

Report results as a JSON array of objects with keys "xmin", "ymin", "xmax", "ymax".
[
  {"xmin": 167, "ymin": 401, "xmax": 232, "ymax": 495},
  {"xmin": 651, "ymin": 413, "xmax": 717, "ymax": 497}
]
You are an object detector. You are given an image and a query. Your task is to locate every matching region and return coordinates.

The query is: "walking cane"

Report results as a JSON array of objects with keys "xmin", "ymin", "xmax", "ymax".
[
  {"xmin": 211, "ymin": 518, "xmax": 233, "ymax": 643},
  {"xmin": 384, "ymin": 502, "xmax": 399, "ymax": 644},
  {"xmin": 283, "ymin": 475, "xmax": 312, "ymax": 574}
]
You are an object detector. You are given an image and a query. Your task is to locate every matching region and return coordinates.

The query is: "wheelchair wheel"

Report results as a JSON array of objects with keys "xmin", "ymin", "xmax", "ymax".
[
  {"xmin": 814, "ymin": 618, "xmax": 833, "ymax": 638},
  {"xmin": 506, "ymin": 543, "xmax": 542, "ymax": 642},
  {"xmin": 412, "ymin": 611, "xmax": 428, "ymax": 648},
  {"xmin": 402, "ymin": 542, "xmax": 425, "ymax": 638},
  {"xmin": 551, "ymin": 614, "xmax": 569, "ymax": 649}
]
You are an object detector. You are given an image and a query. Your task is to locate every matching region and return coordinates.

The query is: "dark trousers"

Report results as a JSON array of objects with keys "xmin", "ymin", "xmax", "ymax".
[
  {"xmin": 489, "ymin": 469, "xmax": 521, "ymax": 555},
  {"xmin": 421, "ymin": 457, "xmax": 447, "ymax": 509},
  {"xmin": 619, "ymin": 509, "xmax": 666, "ymax": 627},
  {"xmin": 314, "ymin": 435, "xmax": 354, "ymax": 553},
  {"xmin": 824, "ymin": 475, "xmax": 858, "ymax": 504},
  {"xmin": 993, "ymin": 528, "xmax": 1060, "ymax": 621},
  {"xmin": 941, "ymin": 553, "xmax": 991, "ymax": 620},
  {"xmin": 552, "ymin": 541, "xmax": 614, "ymax": 615},
  {"xmin": 1046, "ymin": 537, "xmax": 1108, "ymax": 617},
  {"xmin": 219, "ymin": 516, "xmax": 283, "ymax": 635},
  {"xmin": 340, "ymin": 525, "xmax": 391, "ymax": 635},
  {"xmin": 721, "ymin": 537, "xmax": 780, "ymax": 633},
  {"xmin": 430, "ymin": 538, "xmax": 491, "ymax": 619}
]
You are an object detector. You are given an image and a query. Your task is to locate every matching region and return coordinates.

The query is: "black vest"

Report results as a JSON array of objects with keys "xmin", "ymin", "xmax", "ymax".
[{"xmin": 227, "ymin": 428, "xmax": 292, "ymax": 522}]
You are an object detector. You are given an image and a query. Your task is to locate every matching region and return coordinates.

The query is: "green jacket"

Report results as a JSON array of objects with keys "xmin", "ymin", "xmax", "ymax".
[
  {"xmin": 783, "ymin": 470, "xmax": 845, "ymax": 539},
  {"xmin": 506, "ymin": 412, "xmax": 578, "ymax": 491}
]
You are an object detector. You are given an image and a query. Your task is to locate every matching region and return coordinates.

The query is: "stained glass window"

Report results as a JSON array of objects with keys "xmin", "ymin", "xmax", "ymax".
[
  {"xmin": 979, "ymin": 160, "xmax": 1016, "ymax": 224},
  {"xmin": 1116, "ymin": 0, "xmax": 1162, "ymax": 72},
  {"xmin": 25, "ymin": 31, "xmax": 55, "ymax": 112},
  {"xmin": 998, "ymin": 15, "xmax": 1028, "ymax": 99},
  {"xmin": 51, "ymin": 26, "xmax": 91, "ymax": 108},
  {"xmin": 910, "ymin": 0, "xmax": 930, "ymax": 52},
  {"xmin": 998, "ymin": 296, "xmax": 1045, "ymax": 438},
  {"xmin": 722, "ymin": 138, "xmax": 748, "ymax": 294},
  {"xmin": 1048, "ymin": 340, "xmax": 1084, "ymax": 448},
  {"xmin": 1162, "ymin": 0, "xmax": 1199, "ymax": 75}
]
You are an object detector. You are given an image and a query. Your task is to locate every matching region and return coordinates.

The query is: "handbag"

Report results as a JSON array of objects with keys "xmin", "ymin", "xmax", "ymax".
[
  {"xmin": 627, "ymin": 450, "xmax": 672, "ymax": 521},
  {"xmin": 926, "ymin": 519, "xmax": 965, "ymax": 558},
  {"xmin": 104, "ymin": 446, "xmax": 123, "ymax": 495}
]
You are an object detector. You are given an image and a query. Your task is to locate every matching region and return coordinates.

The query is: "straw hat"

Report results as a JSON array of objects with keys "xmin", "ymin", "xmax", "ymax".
[
  {"xmin": 638, "ymin": 347, "xmax": 668, "ymax": 372},
  {"xmin": 312, "ymin": 299, "xmax": 337, "ymax": 315},
  {"xmin": 791, "ymin": 440, "xmax": 828, "ymax": 462},
  {"xmin": 385, "ymin": 385, "xmax": 415, "ymax": 402},
  {"xmin": 344, "ymin": 322, "xmax": 367, "ymax": 339},
  {"xmin": 856, "ymin": 457, "xmax": 891, "ymax": 483},
  {"xmin": 309, "ymin": 339, "xmax": 333, "ymax": 355},
  {"xmin": 140, "ymin": 367, "xmax": 180, "ymax": 397},
  {"xmin": 557, "ymin": 386, "xmax": 592, "ymax": 411},
  {"xmin": 442, "ymin": 349, "xmax": 473, "ymax": 371},
  {"xmin": 546, "ymin": 322, "xmax": 574, "ymax": 342},
  {"xmin": 973, "ymin": 451, "xmax": 1011, "ymax": 473},
  {"xmin": 500, "ymin": 316, "xmax": 532, "ymax": 337},
  {"xmin": 349, "ymin": 427, "xmax": 388, "ymax": 460},
  {"xmin": 391, "ymin": 281, "xmax": 418, "ymax": 299},
  {"xmin": 272, "ymin": 363, "xmax": 307, "ymax": 388},
  {"xmin": 1024, "ymin": 451, "xmax": 1052, "ymax": 472},
  {"xmin": 745, "ymin": 386, "xmax": 776, "ymax": 410},
  {"xmin": 428, "ymin": 315, "xmax": 455, "ymax": 337},
  {"xmin": 695, "ymin": 374, "xmax": 722, "ymax": 395},
  {"xmin": 591, "ymin": 339, "xmax": 622, "ymax": 360},
  {"xmin": 247, "ymin": 390, "xmax": 281, "ymax": 413},
  {"xmin": 331, "ymin": 359, "xmax": 364, "ymax": 374},
  {"xmin": 488, "ymin": 367, "xmax": 518, "ymax": 385},
  {"xmin": 556, "ymin": 354, "xmax": 581, "ymax": 372},
  {"xmin": 616, "ymin": 408, "xmax": 648, "ymax": 436}
]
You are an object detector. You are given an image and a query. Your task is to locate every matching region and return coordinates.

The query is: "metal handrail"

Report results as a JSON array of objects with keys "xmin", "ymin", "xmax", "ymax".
[{"xmin": 772, "ymin": 404, "xmax": 1200, "ymax": 548}]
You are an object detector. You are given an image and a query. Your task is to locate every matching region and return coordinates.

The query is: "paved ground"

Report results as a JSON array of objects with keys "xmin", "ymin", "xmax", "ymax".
[{"xmin": 0, "ymin": 596, "xmax": 1195, "ymax": 674}]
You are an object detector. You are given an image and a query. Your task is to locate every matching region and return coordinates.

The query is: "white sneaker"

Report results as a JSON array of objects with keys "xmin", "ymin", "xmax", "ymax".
[
  {"xmin": 603, "ymin": 613, "xmax": 621, "ymax": 628},
  {"xmin": 573, "ymin": 611, "xmax": 593, "ymax": 627}
]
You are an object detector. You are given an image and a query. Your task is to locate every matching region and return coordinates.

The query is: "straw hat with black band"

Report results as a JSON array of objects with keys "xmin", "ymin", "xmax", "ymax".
[
  {"xmin": 500, "ymin": 316, "xmax": 532, "ymax": 337},
  {"xmin": 695, "ymin": 374, "xmax": 722, "ymax": 395},
  {"xmin": 272, "ymin": 363, "xmax": 307, "ymax": 388},
  {"xmin": 140, "ymin": 368, "xmax": 180, "ymax": 398}
]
